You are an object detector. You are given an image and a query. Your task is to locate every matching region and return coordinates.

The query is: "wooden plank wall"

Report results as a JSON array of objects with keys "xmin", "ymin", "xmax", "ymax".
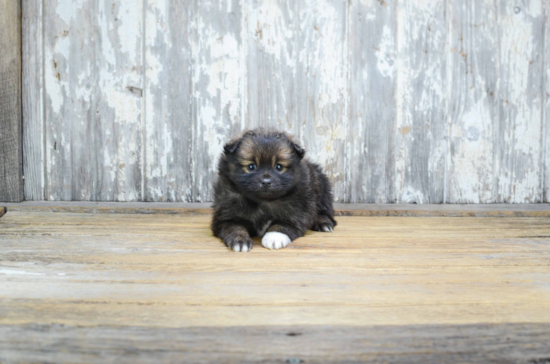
[
  {"xmin": 21, "ymin": 0, "xmax": 549, "ymax": 203},
  {"xmin": 0, "ymin": 0, "xmax": 23, "ymax": 202}
]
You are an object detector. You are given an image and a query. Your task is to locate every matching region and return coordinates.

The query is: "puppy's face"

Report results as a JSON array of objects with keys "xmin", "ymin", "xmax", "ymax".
[{"xmin": 223, "ymin": 132, "xmax": 305, "ymax": 201}]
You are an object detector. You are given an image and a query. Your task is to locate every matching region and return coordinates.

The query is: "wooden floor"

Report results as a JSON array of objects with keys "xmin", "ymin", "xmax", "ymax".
[{"xmin": 1, "ymin": 210, "xmax": 550, "ymax": 363}]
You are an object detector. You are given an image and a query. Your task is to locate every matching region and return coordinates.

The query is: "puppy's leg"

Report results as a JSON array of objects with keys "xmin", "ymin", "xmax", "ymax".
[
  {"xmin": 261, "ymin": 225, "xmax": 304, "ymax": 250},
  {"xmin": 216, "ymin": 223, "xmax": 254, "ymax": 253},
  {"xmin": 311, "ymin": 214, "xmax": 335, "ymax": 233}
]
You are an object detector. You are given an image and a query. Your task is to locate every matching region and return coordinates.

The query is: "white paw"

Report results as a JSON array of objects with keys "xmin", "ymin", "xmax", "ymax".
[{"xmin": 261, "ymin": 232, "xmax": 291, "ymax": 250}]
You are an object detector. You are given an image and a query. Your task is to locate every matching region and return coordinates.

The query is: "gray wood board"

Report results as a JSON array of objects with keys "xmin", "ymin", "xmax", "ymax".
[
  {"xmin": 94, "ymin": 0, "xmax": 144, "ymax": 202},
  {"xmin": 447, "ymin": 0, "xmax": 545, "ymax": 203},
  {"xmin": 544, "ymin": 0, "xmax": 550, "ymax": 203},
  {"xmin": 395, "ymin": 1, "xmax": 447, "ymax": 204},
  {"xmin": 495, "ymin": 0, "xmax": 544, "ymax": 203},
  {"xmin": 346, "ymin": 0, "xmax": 397, "ymax": 204},
  {"xmin": 447, "ymin": 0, "xmax": 499, "ymax": 203},
  {"xmin": 22, "ymin": 0, "xmax": 44, "ymax": 201},
  {"xmin": 0, "ymin": 0, "xmax": 23, "ymax": 202},
  {"xmin": 43, "ymin": 0, "xmax": 143, "ymax": 201},
  {"xmin": 1, "ymin": 323, "xmax": 550, "ymax": 363},
  {"xmin": 144, "ymin": 0, "xmax": 193, "ymax": 202},
  {"xmin": 21, "ymin": 0, "xmax": 550, "ymax": 204},
  {"xmin": 3, "ymin": 201, "xmax": 550, "ymax": 217}
]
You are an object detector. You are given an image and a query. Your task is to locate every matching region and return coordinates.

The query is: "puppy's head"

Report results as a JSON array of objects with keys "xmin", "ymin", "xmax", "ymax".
[{"xmin": 222, "ymin": 129, "xmax": 305, "ymax": 201}]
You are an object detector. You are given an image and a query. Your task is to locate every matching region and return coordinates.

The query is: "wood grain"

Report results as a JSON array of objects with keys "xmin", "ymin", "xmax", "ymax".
[
  {"xmin": 544, "ymin": 0, "xmax": 550, "ymax": 203},
  {"xmin": 21, "ymin": 0, "xmax": 550, "ymax": 203},
  {"xmin": 1, "ymin": 212, "xmax": 550, "ymax": 327},
  {"xmin": 22, "ymin": 0, "xmax": 44, "ymax": 201},
  {"xmin": 2, "ymin": 323, "xmax": 550, "ymax": 363},
  {"xmin": 144, "ymin": 0, "xmax": 193, "ymax": 202},
  {"xmin": 0, "ymin": 0, "xmax": 23, "ymax": 202},
  {"xmin": 94, "ymin": 0, "xmax": 143, "ymax": 201},
  {"xmin": 496, "ymin": 0, "xmax": 544, "ymax": 203},
  {"xmin": 1, "ymin": 212, "xmax": 550, "ymax": 361},
  {"xmin": 3, "ymin": 201, "xmax": 550, "ymax": 217},
  {"xmin": 44, "ymin": 0, "xmax": 144, "ymax": 201},
  {"xmin": 347, "ymin": 0, "xmax": 397, "ymax": 203},
  {"xmin": 447, "ymin": 0, "xmax": 499, "ymax": 203},
  {"xmin": 44, "ymin": 0, "xmax": 94, "ymax": 200},
  {"xmin": 395, "ymin": 0, "xmax": 447, "ymax": 203}
]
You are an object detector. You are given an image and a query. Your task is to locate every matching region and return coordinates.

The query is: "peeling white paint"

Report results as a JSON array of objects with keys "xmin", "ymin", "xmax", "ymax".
[
  {"xmin": 376, "ymin": 26, "xmax": 395, "ymax": 79},
  {"xmin": 450, "ymin": 100, "xmax": 494, "ymax": 203},
  {"xmin": 45, "ymin": 51, "xmax": 64, "ymax": 114},
  {"xmin": 117, "ymin": 1, "xmax": 142, "ymax": 58},
  {"xmin": 56, "ymin": 0, "xmax": 88, "ymax": 25},
  {"xmin": 28, "ymin": 0, "xmax": 549, "ymax": 203}
]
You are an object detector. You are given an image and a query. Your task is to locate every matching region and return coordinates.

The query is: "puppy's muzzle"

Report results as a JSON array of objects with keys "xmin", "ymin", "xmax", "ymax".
[{"xmin": 260, "ymin": 178, "xmax": 272, "ymax": 188}]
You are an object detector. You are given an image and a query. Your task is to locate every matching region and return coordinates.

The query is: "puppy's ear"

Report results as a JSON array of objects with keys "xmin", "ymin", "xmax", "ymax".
[
  {"xmin": 223, "ymin": 138, "xmax": 241, "ymax": 154},
  {"xmin": 291, "ymin": 141, "xmax": 305, "ymax": 160}
]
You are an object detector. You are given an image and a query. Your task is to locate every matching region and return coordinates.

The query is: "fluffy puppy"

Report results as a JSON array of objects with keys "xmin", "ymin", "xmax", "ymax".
[{"xmin": 211, "ymin": 129, "xmax": 337, "ymax": 252}]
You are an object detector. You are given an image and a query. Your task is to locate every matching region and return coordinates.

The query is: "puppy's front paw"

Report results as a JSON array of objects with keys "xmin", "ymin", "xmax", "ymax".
[
  {"xmin": 262, "ymin": 232, "xmax": 291, "ymax": 250},
  {"xmin": 319, "ymin": 223, "xmax": 334, "ymax": 233},
  {"xmin": 312, "ymin": 216, "xmax": 335, "ymax": 233},
  {"xmin": 224, "ymin": 233, "xmax": 254, "ymax": 253}
]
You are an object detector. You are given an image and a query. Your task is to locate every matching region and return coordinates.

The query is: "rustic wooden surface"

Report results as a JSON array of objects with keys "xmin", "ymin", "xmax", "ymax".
[
  {"xmin": 42, "ymin": 0, "xmax": 143, "ymax": 201},
  {"xmin": 0, "ymin": 0, "xmax": 23, "ymax": 203},
  {"xmin": 394, "ymin": 0, "xmax": 447, "ymax": 204},
  {"xmin": 545, "ymin": 0, "xmax": 550, "ymax": 203},
  {"xmin": 3, "ymin": 201, "xmax": 550, "ymax": 217},
  {"xmin": 496, "ymin": 1, "xmax": 544, "ymax": 203},
  {"xmin": 2, "ymin": 323, "xmax": 550, "ymax": 363},
  {"xmin": 1, "ymin": 212, "xmax": 550, "ymax": 362},
  {"xmin": 22, "ymin": 0, "xmax": 44, "ymax": 202},
  {"xmin": 144, "ymin": 0, "xmax": 193, "ymax": 202},
  {"xmin": 347, "ymin": 0, "xmax": 395, "ymax": 204},
  {"xmin": 22, "ymin": 1, "xmax": 550, "ymax": 203},
  {"xmin": 447, "ymin": 0, "xmax": 497, "ymax": 203}
]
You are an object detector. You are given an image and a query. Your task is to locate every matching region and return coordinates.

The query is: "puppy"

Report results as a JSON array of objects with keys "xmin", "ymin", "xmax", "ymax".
[{"xmin": 211, "ymin": 129, "xmax": 337, "ymax": 252}]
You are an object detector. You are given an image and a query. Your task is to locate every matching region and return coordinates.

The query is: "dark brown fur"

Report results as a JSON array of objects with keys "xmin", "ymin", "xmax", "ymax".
[{"xmin": 211, "ymin": 129, "xmax": 337, "ymax": 252}]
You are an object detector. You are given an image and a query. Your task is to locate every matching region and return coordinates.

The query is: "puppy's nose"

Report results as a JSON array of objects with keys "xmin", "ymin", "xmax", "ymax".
[{"xmin": 261, "ymin": 178, "xmax": 271, "ymax": 187}]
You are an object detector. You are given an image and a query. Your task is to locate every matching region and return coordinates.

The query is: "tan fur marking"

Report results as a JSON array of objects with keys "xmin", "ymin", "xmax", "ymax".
[
  {"xmin": 238, "ymin": 138, "xmax": 255, "ymax": 161},
  {"xmin": 276, "ymin": 144, "xmax": 293, "ymax": 161}
]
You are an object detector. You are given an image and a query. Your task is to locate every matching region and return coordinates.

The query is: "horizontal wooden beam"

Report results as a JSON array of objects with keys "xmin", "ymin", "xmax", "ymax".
[
  {"xmin": 0, "ymin": 0, "xmax": 23, "ymax": 202},
  {"xmin": 2, "ymin": 323, "xmax": 550, "ymax": 363},
  {"xmin": 2, "ymin": 202, "xmax": 550, "ymax": 217}
]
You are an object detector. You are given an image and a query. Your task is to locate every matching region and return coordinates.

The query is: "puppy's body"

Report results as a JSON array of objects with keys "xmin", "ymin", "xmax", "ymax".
[{"xmin": 212, "ymin": 129, "xmax": 336, "ymax": 252}]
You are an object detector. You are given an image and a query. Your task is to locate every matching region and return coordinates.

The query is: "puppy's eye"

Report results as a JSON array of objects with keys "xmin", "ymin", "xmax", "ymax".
[
  {"xmin": 275, "ymin": 164, "xmax": 283, "ymax": 171},
  {"xmin": 248, "ymin": 164, "xmax": 257, "ymax": 171}
]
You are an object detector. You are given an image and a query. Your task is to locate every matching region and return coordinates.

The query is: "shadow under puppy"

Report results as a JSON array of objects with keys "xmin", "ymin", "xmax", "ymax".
[{"xmin": 211, "ymin": 129, "xmax": 337, "ymax": 252}]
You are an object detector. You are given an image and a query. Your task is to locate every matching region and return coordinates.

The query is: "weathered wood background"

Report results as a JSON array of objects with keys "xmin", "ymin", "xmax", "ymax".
[
  {"xmin": 21, "ymin": 0, "xmax": 550, "ymax": 203},
  {"xmin": 0, "ymin": 0, "xmax": 23, "ymax": 202}
]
